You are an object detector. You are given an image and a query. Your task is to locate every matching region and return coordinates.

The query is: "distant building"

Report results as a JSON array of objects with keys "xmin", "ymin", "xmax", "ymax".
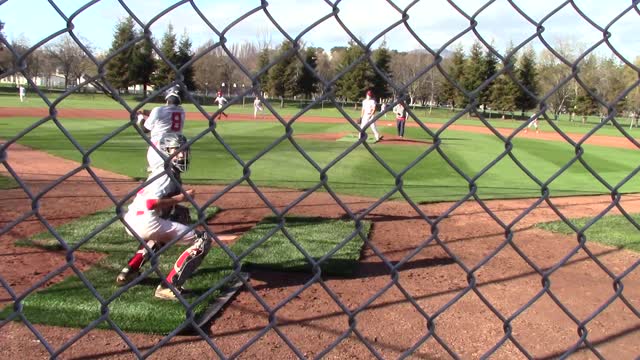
[{"xmin": 0, "ymin": 68, "xmax": 66, "ymax": 88}]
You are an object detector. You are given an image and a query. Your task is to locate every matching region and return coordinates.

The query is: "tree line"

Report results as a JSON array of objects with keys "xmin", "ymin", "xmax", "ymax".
[{"xmin": 1, "ymin": 16, "xmax": 638, "ymax": 118}]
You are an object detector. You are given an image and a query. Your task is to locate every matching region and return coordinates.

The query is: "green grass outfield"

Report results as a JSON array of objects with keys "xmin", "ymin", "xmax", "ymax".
[
  {"xmin": 1, "ymin": 116, "xmax": 639, "ymax": 202},
  {"xmin": 1, "ymin": 92, "xmax": 638, "ymax": 138},
  {"xmin": 0, "ymin": 207, "xmax": 370, "ymax": 333}
]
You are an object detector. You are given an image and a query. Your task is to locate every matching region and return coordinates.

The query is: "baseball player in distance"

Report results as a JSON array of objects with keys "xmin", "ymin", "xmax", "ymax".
[
  {"xmin": 524, "ymin": 114, "xmax": 539, "ymax": 133},
  {"xmin": 117, "ymin": 133, "xmax": 212, "ymax": 300},
  {"xmin": 136, "ymin": 85, "xmax": 186, "ymax": 172},
  {"xmin": 213, "ymin": 91, "xmax": 229, "ymax": 120},
  {"xmin": 253, "ymin": 96, "xmax": 263, "ymax": 119},
  {"xmin": 393, "ymin": 97, "xmax": 408, "ymax": 139},
  {"xmin": 360, "ymin": 90, "xmax": 383, "ymax": 143}
]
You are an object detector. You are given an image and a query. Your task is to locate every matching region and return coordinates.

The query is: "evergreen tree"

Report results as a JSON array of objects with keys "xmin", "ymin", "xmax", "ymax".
[
  {"xmin": 489, "ymin": 47, "xmax": 519, "ymax": 118},
  {"xmin": 153, "ymin": 24, "xmax": 178, "ymax": 87},
  {"xmin": 371, "ymin": 43, "xmax": 392, "ymax": 100},
  {"xmin": 267, "ymin": 41, "xmax": 295, "ymax": 106},
  {"xmin": 255, "ymin": 48, "xmax": 270, "ymax": 94},
  {"xmin": 284, "ymin": 59, "xmax": 300, "ymax": 98},
  {"xmin": 0, "ymin": 20, "xmax": 5, "ymax": 52},
  {"xmin": 298, "ymin": 47, "xmax": 319, "ymax": 98},
  {"xmin": 575, "ymin": 87, "xmax": 599, "ymax": 122},
  {"xmin": 489, "ymin": 74, "xmax": 519, "ymax": 118},
  {"xmin": 481, "ymin": 48, "xmax": 498, "ymax": 111},
  {"xmin": 129, "ymin": 37, "xmax": 155, "ymax": 96},
  {"xmin": 335, "ymin": 41, "xmax": 371, "ymax": 105},
  {"xmin": 516, "ymin": 47, "xmax": 538, "ymax": 116},
  {"xmin": 105, "ymin": 17, "xmax": 136, "ymax": 93},
  {"xmin": 176, "ymin": 31, "xmax": 195, "ymax": 90},
  {"xmin": 441, "ymin": 45, "xmax": 466, "ymax": 109},
  {"xmin": 462, "ymin": 41, "xmax": 486, "ymax": 108}
]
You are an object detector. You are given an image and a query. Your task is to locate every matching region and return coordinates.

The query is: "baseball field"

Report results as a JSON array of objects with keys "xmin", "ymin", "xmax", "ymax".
[{"xmin": 0, "ymin": 93, "xmax": 639, "ymax": 358}]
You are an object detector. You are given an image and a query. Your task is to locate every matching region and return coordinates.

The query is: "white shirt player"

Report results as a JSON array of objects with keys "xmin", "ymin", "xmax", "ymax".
[
  {"xmin": 144, "ymin": 105, "xmax": 185, "ymax": 142},
  {"xmin": 362, "ymin": 98, "xmax": 377, "ymax": 122},
  {"xmin": 144, "ymin": 105, "xmax": 185, "ymax": 171},
  {"xmin": 360, "ymin": 92, "xmax": 382, "ymax": 142},
  {"xmin": 215, "ymin": 95, "xmax": 227, "ymax": 108}
]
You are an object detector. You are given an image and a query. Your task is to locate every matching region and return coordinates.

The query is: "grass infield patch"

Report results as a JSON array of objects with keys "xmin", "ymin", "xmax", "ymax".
[
  {"xmin": 536, "ymin": 214, "xmax": 640, "ymax": 252},
  {"xmin": 0, "ymin": 174, "xmax": 19, "ymax": 189},
  {"xmin": 1, "ymin": 207, "xmax": 369, "ymax": 334}
]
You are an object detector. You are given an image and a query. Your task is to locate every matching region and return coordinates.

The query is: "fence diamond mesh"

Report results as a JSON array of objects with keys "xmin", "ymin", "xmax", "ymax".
[{"xmin": 0, "ymin": 0, "xmax": 639, "ymax": 359}]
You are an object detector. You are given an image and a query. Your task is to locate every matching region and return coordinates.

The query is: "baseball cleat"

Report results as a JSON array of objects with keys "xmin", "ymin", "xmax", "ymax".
[
  {"xmin": 154, "ymin": 284, "xmax": 190, "ymax": 301},
  {"xmin": 116, "ymin": 266, "xmax": 139, "ymax": 286}
]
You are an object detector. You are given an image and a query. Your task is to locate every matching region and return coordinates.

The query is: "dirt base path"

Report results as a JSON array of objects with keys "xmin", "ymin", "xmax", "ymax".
[{"xmin": 0, "ymin": 110, "xmax": 639, "ymax": 359}]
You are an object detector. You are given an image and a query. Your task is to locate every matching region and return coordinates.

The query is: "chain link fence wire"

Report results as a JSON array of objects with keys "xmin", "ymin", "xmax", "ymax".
[{"xmin": 1, "ymin": 0, "xmax": 639, "ymax": 358}]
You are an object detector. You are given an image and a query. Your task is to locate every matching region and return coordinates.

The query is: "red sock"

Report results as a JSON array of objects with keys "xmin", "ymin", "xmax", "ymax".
[
  {"xmin": 127, "ymin": 252, "xmax": 144, "ymax": 270},
  {"xmin": 127, "ymin": 244, "xmax": 151, "ymax": 270}
]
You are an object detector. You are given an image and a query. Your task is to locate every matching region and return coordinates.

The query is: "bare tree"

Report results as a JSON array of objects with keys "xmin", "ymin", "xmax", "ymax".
[
  {"xmin": 193, "ymin": 42, "xmax": 254, "ymax": 99},
  {"xmin": 391, "ymin": 50, "xmax": 435, "ymax": 106},
  {"xmin": 536, "ymin": 38, "xmax": 586, "ymax": 120},
  {"xmin": 45, "ymin": 35, "xmax": 92, "ymax": 88},
  {"xmin": 313, "ymin": 48, "xmax": 332, "ymax": 85},
  {"xmin": 623, "ymin": 56, "xmax": 640, "ymax": 115}
]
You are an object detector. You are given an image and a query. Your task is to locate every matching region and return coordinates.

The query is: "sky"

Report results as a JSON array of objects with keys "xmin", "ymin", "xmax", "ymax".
[{"xmin": 1, "ymin": 0, "xmax": 638, "ymax": 63}]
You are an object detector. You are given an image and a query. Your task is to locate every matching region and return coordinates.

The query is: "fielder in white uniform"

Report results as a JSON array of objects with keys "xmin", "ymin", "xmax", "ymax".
[
  {"xmin": 214, "ymin": 91, "xmax": 228, "ymax": 120},
  {"xmin": 137, "ymin": 86, "xmax": 186, "ymax": 172},
  {"xmin": 19, "ymin": 85, "xmax": 26, "ymax": 102},
  {"xmin": 525, "ymin": 114, "xmax": 539, "ymax": 133},
  {"xmin": 253, "ymin": 96, "xmax": 263, "ymax": 119},
  {"xmin": 360, "ymin": 90, "xmax": 383, "ymax": 143},
  {"xmin": 117, "ymin": 133, "xmax": 212, "ymax": 300}
]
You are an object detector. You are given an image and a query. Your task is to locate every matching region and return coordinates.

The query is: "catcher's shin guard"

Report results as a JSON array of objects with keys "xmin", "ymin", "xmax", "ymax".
[{"xmin": 166, "ymin": 232, "xmax": 211, "ymax": 288}]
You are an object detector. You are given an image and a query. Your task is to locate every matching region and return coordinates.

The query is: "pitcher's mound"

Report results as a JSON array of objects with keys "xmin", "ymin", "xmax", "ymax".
[{"xmin": 295, "ymin": 132, "xmax": 432, "ymax": 146}]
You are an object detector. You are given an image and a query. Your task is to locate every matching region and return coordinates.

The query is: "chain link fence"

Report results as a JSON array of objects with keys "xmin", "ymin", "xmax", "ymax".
[{"xmin": 1, "ymin": 0, "xmax": 639, "ymax": 358}]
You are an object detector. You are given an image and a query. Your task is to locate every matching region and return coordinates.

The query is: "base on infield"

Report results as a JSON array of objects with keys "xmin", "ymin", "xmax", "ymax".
[{"xmin": 192, "ymin": 271, "xmax": 250, "ymax": 331}]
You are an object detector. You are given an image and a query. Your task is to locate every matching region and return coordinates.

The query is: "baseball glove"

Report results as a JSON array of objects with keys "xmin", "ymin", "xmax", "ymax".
[
  {"xmin": 135, "ymin": 111, "xmax": 146, "ymax": 128},
  {"xmin": 169, "ymin": 204, "xmax": 192, "ymax": 225},
  {"xmin": 136, "ymin": 110, "xmax": 152, "ymax": 133}
]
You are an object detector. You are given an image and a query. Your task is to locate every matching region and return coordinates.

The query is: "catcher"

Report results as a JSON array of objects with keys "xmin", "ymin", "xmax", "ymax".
[{"xmin": 116, "ymin": 133, "xmax": 212, "ymax": 301}]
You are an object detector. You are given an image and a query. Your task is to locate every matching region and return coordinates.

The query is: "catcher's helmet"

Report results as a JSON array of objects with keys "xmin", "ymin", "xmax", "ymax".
[
  {"xmin": 164, "ymin": 85, "xmax": 182, "ymax": 105},
  {"xmin": 158, "ymin": 133, "xmax": 190, "ymax": 172}
]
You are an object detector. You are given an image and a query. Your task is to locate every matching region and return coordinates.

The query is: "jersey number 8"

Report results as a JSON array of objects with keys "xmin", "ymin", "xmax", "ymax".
[{"xmin": 171, "ymin": 112, "xmax": 182, "ymax": 131}]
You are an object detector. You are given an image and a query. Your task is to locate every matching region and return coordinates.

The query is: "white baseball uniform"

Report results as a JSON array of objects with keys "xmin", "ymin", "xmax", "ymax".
[
  {"xmin": 253, "ymin": 98, "xmax": 262, "ymax": 118},
  {"xmin": 215, "ymin": 95, "xmax": 227, "ymax": 108},
  {"xmin": 123, "ymin": 170, "xmax": 197, "ymax": 245},
  {"xmin": 361, "ymin": 97, "xmax": 381, "ymax": 141},
  {"xmin": 144, "ymin": 105, "xmax": 185, "ymax": 171}
]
